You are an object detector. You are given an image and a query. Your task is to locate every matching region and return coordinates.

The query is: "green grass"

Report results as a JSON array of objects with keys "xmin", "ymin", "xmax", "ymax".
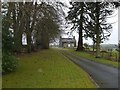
[
  {"xmin": 111, "ymin": 50, "xmax": 119, "ymax": 59},
  {"xmin": 0, "ymin": 76, "xmax": 1, "ymax": 89},
  {"xmin": 0, "ymin": 49, "xmax": 1, "ymax": 67},
  {"xmin": 68, "ymin": 49, "xmax": 119, "ymax": 68},
  {"xmin": 100, "ymin": 50, "xmax": 119, "ymax": 60},
  {"xmin": 0, "ymin": 49, "xmax": 2, "ymax": 89},
  {"xmin": 3, "ymin": 49, "xmax": 96, "ymax": 88}
]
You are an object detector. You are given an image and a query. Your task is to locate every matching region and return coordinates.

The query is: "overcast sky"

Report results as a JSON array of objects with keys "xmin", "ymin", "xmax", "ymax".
[
  {"xmin": 4, "ymin": 0, "xmax": 118, "ymax": 45},
  {"xmin": 83, "ymin": 9, "xmax": 118, "ymax": 45},
  {"xmin": 62, "ymin": 1, "xmax": 119, "ymax": 45}
]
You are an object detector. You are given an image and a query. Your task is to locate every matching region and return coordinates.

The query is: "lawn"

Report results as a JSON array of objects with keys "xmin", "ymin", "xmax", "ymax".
[
  {"xmin": 0, "ymin": 49, "xmax": 1, "ymax": 71},
  {"xmin": 0, "ymin": 76, "xmax": 1, "ymax": 89},
  {"xmin": 0, "ymin": 49, "xmax": 1, "ymax": 89},
  {"xmin": 68, "ymin": 49, "xmax": 119, "ymax": 68},
  {"xmin": 2, "ymin": 49, "xmax": 96, "ymax": 88}
]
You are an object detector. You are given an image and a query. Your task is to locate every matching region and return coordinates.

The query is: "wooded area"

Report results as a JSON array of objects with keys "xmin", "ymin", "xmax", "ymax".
[{"xmin": 2, "ymin": 1, "xmax": 64, "ymax": 73}]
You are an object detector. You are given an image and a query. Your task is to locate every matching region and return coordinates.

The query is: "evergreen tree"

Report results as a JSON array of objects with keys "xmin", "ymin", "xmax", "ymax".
[
  {"xmin": 86, "ymin": 2, "xmax": 119, "ymax": 57},
  {"xmin": 67, "ymin": 2, "xmax": 86, "ymax": 51}
]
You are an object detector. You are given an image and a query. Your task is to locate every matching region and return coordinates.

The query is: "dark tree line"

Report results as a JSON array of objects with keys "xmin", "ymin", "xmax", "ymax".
[
  {"xmin": 2, "ymin": 1, "xmax": 63, "ymax": 73},
  {"xmin": 67, "ymin": 1, "xmax": 120, "ymax": 58},
  {"xmin": 2, "ymin": 1, "xmax": 62, "ymax": 53}
]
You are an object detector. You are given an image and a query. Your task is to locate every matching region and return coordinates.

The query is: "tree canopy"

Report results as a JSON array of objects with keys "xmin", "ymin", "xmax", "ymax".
[{"xmin": 66, "ymin": 1, "xmax": 120, "ymax": 57}]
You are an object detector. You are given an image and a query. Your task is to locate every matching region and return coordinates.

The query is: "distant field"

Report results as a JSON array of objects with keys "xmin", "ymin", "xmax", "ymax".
[
  {"xmin": 87, "ymin": 47, "xmax": 119, "ymax": 61},
  {"xmin": 111, "ymin": 50, "xmax": 119, "ymax": 59},
  {"xmin": 3, "ymin": 49, "xmax": 96, "ymax": 88}
]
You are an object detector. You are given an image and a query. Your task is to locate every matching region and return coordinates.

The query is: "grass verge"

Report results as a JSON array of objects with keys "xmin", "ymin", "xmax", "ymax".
[
  {"xmin": 3, "ymin": 49, "xmax": 96, "ymax": 88},
  {"xmin": 68, "ymin": 49, "xmax": 119, "ymax": 68}
]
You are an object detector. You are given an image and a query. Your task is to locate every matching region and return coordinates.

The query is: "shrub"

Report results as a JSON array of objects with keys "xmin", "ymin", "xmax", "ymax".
[{"xmin": 2, "ymin": 53, "xmax": 18, "ymax": 74}]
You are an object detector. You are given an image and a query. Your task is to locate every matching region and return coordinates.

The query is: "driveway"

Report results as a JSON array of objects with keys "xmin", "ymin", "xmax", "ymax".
[{"xmin": 59, "ymin": 50, "xmax": 119, "ymax": 88}]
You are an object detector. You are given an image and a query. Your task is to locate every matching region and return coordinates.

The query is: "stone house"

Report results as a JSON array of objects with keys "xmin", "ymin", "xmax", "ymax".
[{"xmin": 59, "ymin": 36, "xmax": 76, "ymax": 48}]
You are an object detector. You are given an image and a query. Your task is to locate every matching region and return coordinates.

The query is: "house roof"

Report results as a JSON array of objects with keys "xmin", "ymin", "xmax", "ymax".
[{"xmin": 60, "ymin": 38, "xmax": 76, "ymax": 43}]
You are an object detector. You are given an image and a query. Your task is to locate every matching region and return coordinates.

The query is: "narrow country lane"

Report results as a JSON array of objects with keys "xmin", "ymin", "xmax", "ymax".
[{"xmin": 59, "ymin": 49, "xmax": 119, "ymax": 88}]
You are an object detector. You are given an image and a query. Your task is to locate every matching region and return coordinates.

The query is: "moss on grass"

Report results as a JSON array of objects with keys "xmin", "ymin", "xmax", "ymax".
[{"xmin": 2, "ymin": 49, "xmax": 96, "ymax": 88}]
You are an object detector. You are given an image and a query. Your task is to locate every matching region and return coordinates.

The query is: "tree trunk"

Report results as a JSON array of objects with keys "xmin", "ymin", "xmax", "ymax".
[
  {"xmin": 76, "ymin": 2, "xmax": 84, "ymax": 51},
  {"xmin": 41, "ymin": 30, "xmax": 49, "ymax": 49},
  {"xmin": 12, "ymin": 3, "xmax": 23, "ymax": 53},
  {"xmin": 26, "ymin": 14, "xmax": 32, "ymax": 53},
  {"xmin": 27, "ymin": 31, "xmax": 31, "ymax": 53},
  {"xmin": 92, "ymin": 36, "xmax": 95, "ymax": 55},
  {"xmin": 93, "ymin": 41, "xmax": 95, "ymax": 52},
  {"xmin": 76, "ymin": 27, "xmax": 83, "ymax": 51},
  {"xmin": 95, "ymin": 2, "xmax": 101, "ymax": 58},
  {"xmin": 0, "ymin": 1, "xmax": 1, "ymax": 46}
]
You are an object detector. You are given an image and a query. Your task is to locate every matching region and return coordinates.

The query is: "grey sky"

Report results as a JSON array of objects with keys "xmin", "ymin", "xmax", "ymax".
[
  {"xmin": 2, "ymin": 0, "xmax": 118, "ymax": 45},
  {"xmin": 83, "ymin": 9, "xmax": 118, "ymax": 45},
  {"xmin": 62, "ymin": 1, "xmax": 119, "ymax": 45}
]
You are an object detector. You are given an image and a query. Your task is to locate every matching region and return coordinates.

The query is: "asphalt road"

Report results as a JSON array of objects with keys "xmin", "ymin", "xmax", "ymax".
[{"xmin": 60, "ymin": 50, "xmax": 119, "ymax": 88}]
